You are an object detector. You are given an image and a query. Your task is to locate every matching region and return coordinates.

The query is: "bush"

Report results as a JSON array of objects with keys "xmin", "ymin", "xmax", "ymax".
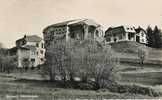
[
  {"xmin": 78, "ymin": 82, "xmax": 95, "ymax": 90},
  {"xmin": 107, "ymin": 84, "xmax": 162, "ymax": 97}
]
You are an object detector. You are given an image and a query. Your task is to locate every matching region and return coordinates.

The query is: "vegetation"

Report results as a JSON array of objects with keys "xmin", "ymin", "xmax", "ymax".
[
  {"xmin": 42, "ymin": 39, "xmax": 118, "ymax": 89},
  {"xmin": 146, "ymin": 26, "xmax": 162, "ymax": 48},
  {"xmin": 137, "ymin": 48, "xmax": 147, "ymax": 66},
  {"xmin": 0, "ymin": 44, "xmax": 17, "ymax": 73}
]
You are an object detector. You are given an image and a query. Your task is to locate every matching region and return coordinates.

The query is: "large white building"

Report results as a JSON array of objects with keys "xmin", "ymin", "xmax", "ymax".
[
  {"xmin": 10, "ymin": 35, "xmax": 45, "ymax": 68},
  {"xmin": 104, "ymin": 26, "xmax": 147, "ymax": 44},
  {"xmin": 43, "ymin": 19, "xmax": 104, "ymax": 49}
]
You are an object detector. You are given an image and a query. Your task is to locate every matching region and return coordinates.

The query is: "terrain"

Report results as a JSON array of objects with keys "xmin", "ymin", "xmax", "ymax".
[{"xmin": 1, "ymin": 41, "xmax": 162, "ymax": 99}]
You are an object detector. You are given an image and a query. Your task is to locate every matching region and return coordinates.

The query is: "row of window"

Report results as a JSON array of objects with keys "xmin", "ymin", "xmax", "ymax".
[
  {"xmin": 36, "ymin": 43, "xmax": 44, "ymax": 48},
  {"xmin": 126, "ymin": 27, "xmax": 134, "ymax": 30},
  {"xmin": 31, "ymin": 50, "xmax": 44, "ymax": 55},
  {"xmin": 23, "ymin": 58, "xmax": 44, "ymax": 63},
  {"xmin": 106, "ymin": 34, "xmax": 123, "ymax": 42}
]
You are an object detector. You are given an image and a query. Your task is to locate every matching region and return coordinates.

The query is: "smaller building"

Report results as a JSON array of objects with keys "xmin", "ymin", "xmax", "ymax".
[
  {"xmin": 9, "ymin": 35, "xmax": 45, "ymax": 68},
  {"xmin": 105, "ymin": 26, "xmax": 147, "ymax": 44},
  {"xmin": 135, "ymin": 27, "xmax": 147, "ymax": 44}
]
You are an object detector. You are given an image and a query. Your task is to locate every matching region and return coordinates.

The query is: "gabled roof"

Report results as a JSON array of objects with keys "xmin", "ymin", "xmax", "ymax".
[
  {"xmin": 16, "ymin": 35, "xmax": 42, "ymax": 43},
  {"xmin": 105, "ymin": 25, "xmax": 136, "ymax": 36},
  {"xmin": 43, "ymin": 19, "xmax": 101, "ymax": 33},
  {"xmin": 135, "ymin": 27, "xmax": 146, "ymax": 34},
  {"xmin": 25, "ymin": 35, "xmax": 42, "ymax": 42}
]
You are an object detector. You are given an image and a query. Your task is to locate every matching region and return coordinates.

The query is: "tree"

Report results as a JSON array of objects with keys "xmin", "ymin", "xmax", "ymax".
[
  {"xmin": 138, "ymin": 49, "xmax": 147, "ymax": 67},
  {"xmin": 42, "ymin": 39, "xmax": 118, "ymax": 89},
  {"xmin": 42, "ymin": 40, "xmax": 78, "ymax": 82},
  {"xmin": 146, "ymin": 26, "xmax": 154, "ymax": 47},
  {"xmin": 74, "ymin": 39, "xmax": 118, "ymax": 89},
  {"xmin": 153, "ymin": 26, "xmax": 162, "ymax": 48},
  {"xmin": 146, "ymin": 26, "xmax": 162, "ymax": 48}
]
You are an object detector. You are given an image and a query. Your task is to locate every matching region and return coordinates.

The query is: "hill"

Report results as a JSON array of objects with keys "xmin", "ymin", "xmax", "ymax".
[{"xmin": 108, "ymin": 41, "xmax": 162, "ymax": 65}]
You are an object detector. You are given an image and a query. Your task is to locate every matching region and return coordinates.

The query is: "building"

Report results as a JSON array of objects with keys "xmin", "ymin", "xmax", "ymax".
[
  {"xmin": 9, "ymin": 35, "xmax": 45, "ymax": 68},
  {"xmin": 105, "ymin": 26, "xmax": 147, "ymax": 44},
  {"xmin": 43, "ymin": 19, "xmax": 104, "ymax": 49},
  {"xmin": 135, "ymin": 27, "xmax": 147, "ymax": 44}
]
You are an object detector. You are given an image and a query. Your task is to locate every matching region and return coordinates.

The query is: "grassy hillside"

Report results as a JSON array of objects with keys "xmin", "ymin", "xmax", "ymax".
[{"xmin": 109, "ymin": 41, "xmax": 162, "ymax": 64}]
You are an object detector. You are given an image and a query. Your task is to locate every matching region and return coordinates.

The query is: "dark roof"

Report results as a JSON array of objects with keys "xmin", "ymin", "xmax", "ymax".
[
  {"xmin": 135, "ymin": 27, "xmax": 146, "ymax": 34},
  {"xmin": 43, "ymin": 19, "xmax": 100, "ymax": 33},
  {"xmin": 105, "ymin": 26, "xmax": 136, "ymax": 36},
  {"xmin": 16, "ymin": 35, "xmax": 42, "ymax": 43},
  {"xmin": 25, "ymin": 35, "xmax": 42, "ymax": 42}
]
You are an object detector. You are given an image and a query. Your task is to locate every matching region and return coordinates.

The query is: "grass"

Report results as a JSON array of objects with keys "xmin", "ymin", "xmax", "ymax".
[
  {"xmin": 0, "ymin": 73, "xmax": 156, "ymax": 99},
  {"xmin": 110, "ymin": 41, "xmax": 162, "ymax": 64}
]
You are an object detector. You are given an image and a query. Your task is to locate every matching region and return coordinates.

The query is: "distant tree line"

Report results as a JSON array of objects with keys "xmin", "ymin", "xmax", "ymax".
[{"xmin": 146, "ymin": 26, "xmax": 162, "ymax": 48}]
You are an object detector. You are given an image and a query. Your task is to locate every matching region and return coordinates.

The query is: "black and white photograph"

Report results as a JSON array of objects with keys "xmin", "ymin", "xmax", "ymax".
[{"xmin": 0, "ymin": 0, "xmax": 162, "ymax": 99}]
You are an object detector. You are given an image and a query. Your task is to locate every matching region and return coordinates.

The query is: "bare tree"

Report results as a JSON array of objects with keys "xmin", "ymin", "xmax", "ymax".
[
  {"xmin": 74, "ymin": 39, "xmax": 118, "ymax": 88},
  {"xmin": 138, "ymin": 49, "xmax": 147, "ymax": 67}
]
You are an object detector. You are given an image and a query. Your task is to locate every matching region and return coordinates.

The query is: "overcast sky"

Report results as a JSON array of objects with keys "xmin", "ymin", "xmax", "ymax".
[{"xmin": 0, "ymin": 0, "xmax": 162, "ymax": 48}]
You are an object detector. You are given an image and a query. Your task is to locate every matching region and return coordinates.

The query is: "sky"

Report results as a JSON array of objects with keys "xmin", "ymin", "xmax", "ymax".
[{"xmin": 0, "ymin": 0, "xmax": 162, "ymax": 48}]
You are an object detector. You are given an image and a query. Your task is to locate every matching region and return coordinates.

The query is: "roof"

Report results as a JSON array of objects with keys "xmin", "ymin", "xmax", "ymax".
[
  {"xmin": 105, "ymin": 26, "xmax": 136, "ymax": 36},
  {"xmin": 135, "ymin": 27, "xmax": 146, "ymax": 34},
  {"xmin": 16, "ymin": 35, "xmax": 42, "ymax": 43},
  {"xmin": 43, "ymin": 19, "xmax": 101, "ymax": 33},
  {"xmin": 25, "ymin": 35, "xmax": 42, "ymax": 42}
]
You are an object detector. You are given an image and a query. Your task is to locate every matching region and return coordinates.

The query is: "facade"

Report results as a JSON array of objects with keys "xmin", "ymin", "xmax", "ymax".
[
  {"xmin": 135, "ymin": 27, "xmax": 147, "ymax": 44},
  {"xmin": 43, "ymin": 19, "xmax": 104, "ymax": 49},
  {"xmin": 10, "ymin": 35, "xmax": 45, "ymax": 68},
  {"xmin": 105, "ymin": 26, "xmax": 147, "ymax": 44}
]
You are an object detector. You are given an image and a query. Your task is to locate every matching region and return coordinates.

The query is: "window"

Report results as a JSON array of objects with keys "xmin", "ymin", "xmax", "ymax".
[
  {"xmin": 106, "ymin": 37, "xmax": 111, "ymax": 42},
  {"xmin": 141, "ymin": 32, "xmax": 144, "ymax": 37},
  {"xmin": 113, "ymin": 34, "xmax": 116, "ymax": 37},
  {"xmin": 40, "ymin": 50, "xmax": 44, "ymax": 54},
  {"xmin": 36, "ymin": 43, "xmax": 39, "ymax": 47},
  {"xmin": 119, "ymin": 35, "xmax": 123, "ymax": 39},
  {"xmin": 23, "ymin": 58, "xmax": 29, "ymax": 62},
  {"xmin": 41, "ymin": 43, "xmax": 44, "ymax": 48},
  {"xmin": 32, "ymin": 51, "xmax": 35, "ymax": 55},
  {"xmin": 31, "ymin": 58, "xmax": 35, "ymax": 62},
  {"xmin": 114, "ymin": 38, "xmax": 117, "ymax": 42},
  {"xmin": 95, "ymin": 30, "xmax": 99, "ymax": 37},
  {"xmin": 40, "ymin": 58, "xmax": 44, "ymax": 61},
  {"xmin": 142, "ymin": 39, "xmax": 144, "ymax": 42}
]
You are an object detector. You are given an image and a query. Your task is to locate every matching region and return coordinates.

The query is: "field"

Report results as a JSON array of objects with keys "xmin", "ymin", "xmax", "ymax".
[
  {"xmin": 1, "ymin": 41, "xmax": 162, "ymax": 99},
  {"xmin": 0, "ymin": 73, "xmax": 155, "ymax": 100}
]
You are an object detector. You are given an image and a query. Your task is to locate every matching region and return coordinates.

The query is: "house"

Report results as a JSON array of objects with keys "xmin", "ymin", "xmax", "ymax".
[
  {"xmin": 43, "ymin": 19, "xmax": 104, "ymax": 49},
  {"xmin": 135, "ymin": 27, "xmax": 147, "ymax": 44},
  {"xmin": 104, "ymin": 26, "xmax": 147, "ymax": 44},
  {"xmin": 9, "ymin": 35, "xmax": 45, "ymax": 68}
]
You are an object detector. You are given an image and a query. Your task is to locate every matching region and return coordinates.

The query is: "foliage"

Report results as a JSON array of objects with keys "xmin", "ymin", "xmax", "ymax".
[
  {"xmin": 146, "ymin": 26, "xmax": 162, "ymax": 48},
  {"xmin": 107, "ymin": 84, "xmax": 161, "ymax": 97},
  {"xmin": 0, "ymin": 45, "xmax": 17, "ymax": 73},
  {"xmin": 43, "ymin": 39, "xmax": 118, "ymax": 89}
]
